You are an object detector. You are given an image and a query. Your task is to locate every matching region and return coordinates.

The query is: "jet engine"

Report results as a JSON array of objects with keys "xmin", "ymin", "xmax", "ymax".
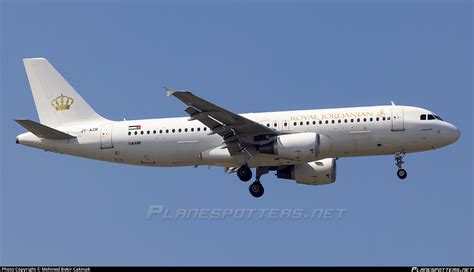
[
  {"xmin": 258, "ymin": 132, "xmax": 331, "ymax": 162},
  {"xmin": 276, "ymin": 158, "xmax": 337, "ymax": 185}
]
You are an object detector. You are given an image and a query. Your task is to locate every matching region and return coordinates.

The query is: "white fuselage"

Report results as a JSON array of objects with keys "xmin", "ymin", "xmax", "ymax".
[{"xmin": 17, "ymin": 105, "xmax": 460, "ymax": 168}]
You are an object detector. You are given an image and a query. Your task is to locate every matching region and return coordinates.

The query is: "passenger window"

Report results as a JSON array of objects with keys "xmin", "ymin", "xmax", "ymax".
[
  {"xmin": 141, "ymin": 131, "xmax": 144, "ymax": 135},
  {"xmin": 284, "ymin": 123, "xmax": 288, "ymax": 127},
  {"xmin": 382, "ymin": 117, "xmax": 386, "ymax": 121},
  {"xmin": 204, "ymin": 127, "xmax": 207, "ymax": 131},
  {"xmin": 266, "ymin": 123, "xmax": 270, "ymax": 127},
  {"xmin": 166, "ymin": 129, "xmax": 169, "ymax": 133},
  {"xmin": 128, "ymin": 131, "xmax": 131, "ymax": 136},
  {"xmin": 325, "ymin": 120, "xmax": 329, "ymax": 124},
  {"xmin": 178, "ymin": 129, "xmax": 182, "ymax": 133},
  {"xmin": 197, "ymin": 128, "xmax": 201, "ymax": 131},
  {"xmin": 357, "ymin": 118, "xmax": 360, "ymax": 122},
  {"xmin": 376, "ymin": 117, "xmax": 379, "ymax": 121},
  {"xmin": 331, "ymin": 120, "xmax": 335, "ymax": 124},
  {"xmin": 363, "ymin": 118, "xmax": 367, "ymax": 122},
  {"xmin": 293, "ymin": 122, "xmax": 297, "ymax": 126},
  {"xmin": 147, "ymin": 130, "xmax": 150, "ymax": 134},
  {"xmin": 172, "ymin": 129, "xmax": 175, "ymax": 133},
  {"xmin": 351, "ymin": 119, "xmax": 354, "ymax": 123},
  {"xmin": 370, "ymin": 118, "xmax": 373, "ymax": 122},
  {"xmin": 344, "ymin": 119, "xmax": 348, "ymax": 123},
  {"xmin": 338, "ymin": 120, "xmax": 341, "ymax": 123},
  {"xmin": 153, "ymin": 130, "xmax": 156, "ymax": 134},
  {"xmin": 185, "ymin": 128, "xmax": 188, "ymax": 132},
  {"xmin": 387, "ymin": 117, "xmax": 391, "ymax": 121},
  {"xmin": 134, "ymin": 131, "xmax": 138, "ymax": 135},
  {"xmin": 300, "ymin": 122, "xmax": 303, "ymax": 126},
  {"xmin": 319, "ymin": 121, "xmax": 322, "ymax": 125},
  {"xmin": 274, "ymin": 123, "xmax": 278, "ymax": 127},
  {"xmin": 160, "ymin": 130, "xmax": 163, "ymax": 134},
  {"xmin": 191, "ymin": 128, "xmax": 194, "ymax": 132}
]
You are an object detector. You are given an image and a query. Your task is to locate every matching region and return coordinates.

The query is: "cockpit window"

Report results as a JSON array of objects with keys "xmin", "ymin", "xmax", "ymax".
[{"xmin": 421, "ymin": 113, "xmax": 443, "ymax": 121}]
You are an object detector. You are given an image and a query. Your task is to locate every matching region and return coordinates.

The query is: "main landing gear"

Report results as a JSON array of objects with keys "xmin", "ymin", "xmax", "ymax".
[
  {"xmin": 237, "ymin": 165, "xmax": 252, "ymax": 182},
  {"xmin": 237, "ymin": 166, "xmax": 268, "ymax": 198},
  {"xmin": 395, "ymin": 152, "xmax": 407, "ymax": 180},
  {"xmin": 249, "ymin": 182, "xmax": 264, "ymax": 198}
]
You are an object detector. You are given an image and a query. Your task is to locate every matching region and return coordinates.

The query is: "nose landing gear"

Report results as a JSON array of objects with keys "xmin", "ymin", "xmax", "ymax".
[{"xmin": 395, "ymin": 152, "xmax": 407, "ymax": 180}]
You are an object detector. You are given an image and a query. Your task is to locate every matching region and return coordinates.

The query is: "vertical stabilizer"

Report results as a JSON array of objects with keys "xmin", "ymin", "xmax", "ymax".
[{"xmin": 23, "ymin": 58, "xmax": 108, "ymax": 127}]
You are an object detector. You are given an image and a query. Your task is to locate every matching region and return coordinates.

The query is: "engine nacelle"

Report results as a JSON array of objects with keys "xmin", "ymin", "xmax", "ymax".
[
  {"xmin": 276, "ymin": 158, "xmax": 337, "ymax": 185},
  {"xmin": 258, "ymin": 132, "xmax": 331, "ymax": 162}
]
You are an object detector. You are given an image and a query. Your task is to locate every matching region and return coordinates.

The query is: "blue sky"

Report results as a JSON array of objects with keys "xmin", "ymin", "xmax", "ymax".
[{"xmin": 1, "ymin": 0, "xmax": 472, "ymax": 266}]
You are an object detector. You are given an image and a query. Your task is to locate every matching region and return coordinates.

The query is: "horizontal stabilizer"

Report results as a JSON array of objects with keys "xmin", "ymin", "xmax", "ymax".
[{"xmin": 15, "ymin": 119, "xmax": 76, "ymax": 140}]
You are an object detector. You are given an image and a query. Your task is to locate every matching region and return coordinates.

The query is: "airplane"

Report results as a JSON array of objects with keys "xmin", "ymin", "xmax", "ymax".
[{"xmin": 15, "ymin": 58, "xmax": 460, "ymax": 198}]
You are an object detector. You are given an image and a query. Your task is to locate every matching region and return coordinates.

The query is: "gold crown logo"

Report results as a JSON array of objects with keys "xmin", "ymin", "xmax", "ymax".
[{"xmin": 51, "ymin": 94, "xmax": 74, "ymax": 111}]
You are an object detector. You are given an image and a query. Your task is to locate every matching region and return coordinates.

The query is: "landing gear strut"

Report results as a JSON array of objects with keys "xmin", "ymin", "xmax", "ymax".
[
  {"xmin": 237, "ymin": 165, "xmax": 252, "ymax": 182},
  {"xmin": 248, "ymin": 167, "xmax": 269, "ymax": 198},
  {"xmin": 395, "ymin": 152, "xmax": 407, "ymax": 180}
]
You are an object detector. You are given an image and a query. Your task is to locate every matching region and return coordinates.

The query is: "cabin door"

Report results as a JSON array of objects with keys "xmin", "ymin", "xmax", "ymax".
[
  {"xmin": 391, "ymin": 106, "xmax": 405, "ymax": 131},
  {"xmin": 100, "ymin": 124, "xmax": 114, "ymax": 149}
]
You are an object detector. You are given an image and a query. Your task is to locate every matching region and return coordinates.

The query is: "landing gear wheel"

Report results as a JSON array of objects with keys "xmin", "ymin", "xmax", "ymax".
[
  {"xmin": 249, "ymin": 182, "xmax": 264, "ymax": 198},
  {"xmin": 397, "ymin": 168, "xmax": 407, "ymax": 180},
  {"xmin": 394, "ymin": 152, "xmax": 407, "ymax": 180},
  {"xmin": 237, "ymin": 166, "xmax": 252, "ymax": 182}
]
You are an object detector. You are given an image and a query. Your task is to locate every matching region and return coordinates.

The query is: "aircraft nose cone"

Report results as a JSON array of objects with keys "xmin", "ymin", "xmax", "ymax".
[
  {"xmin": 445, "ymin": 123, "xmax": 460, "ymax": 144},
  {"xmin": 452, "ymin": 126, "xmax": 460, "ymax": 143}
]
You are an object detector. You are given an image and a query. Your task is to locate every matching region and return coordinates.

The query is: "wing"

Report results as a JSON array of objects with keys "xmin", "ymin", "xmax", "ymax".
[{"xmin": 165, "ymin": 87, "xmax": 277, "ymax": 155}]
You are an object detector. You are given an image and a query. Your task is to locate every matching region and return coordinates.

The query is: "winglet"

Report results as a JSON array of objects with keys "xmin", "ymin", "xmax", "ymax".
[
  {"xmin": 164, "ymin": 86, "xmax": 176, "ymax": 97},
  {"xmin": 391, "ymin": 101, "xmax": 396, "ymax": 106}
]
